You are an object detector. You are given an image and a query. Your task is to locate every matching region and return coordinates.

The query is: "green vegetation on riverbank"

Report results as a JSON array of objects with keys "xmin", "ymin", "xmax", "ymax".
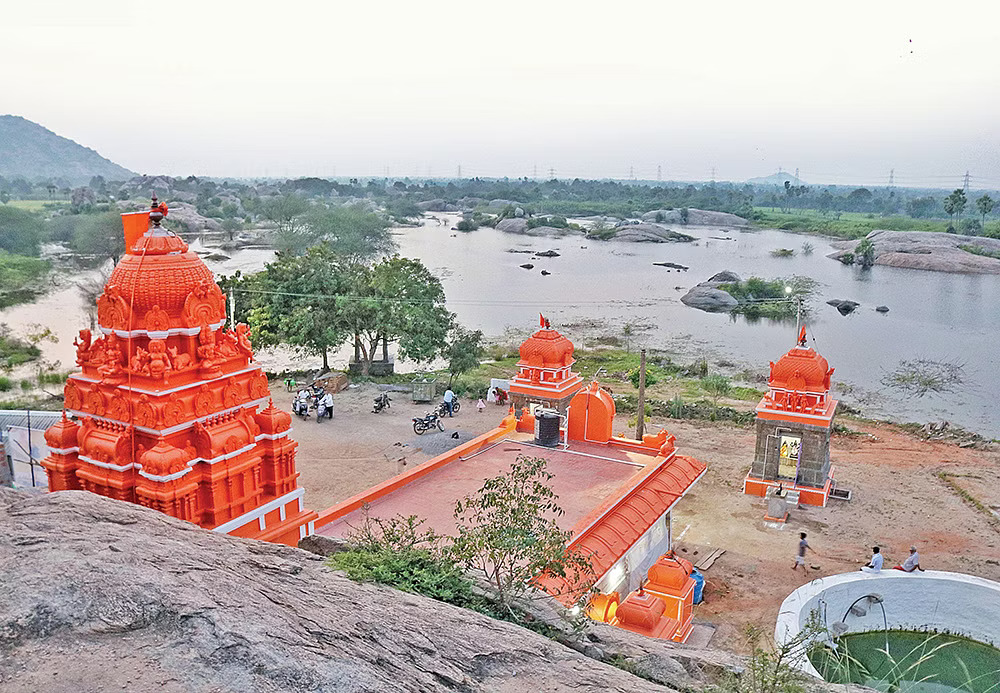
[
  {"xmin": 0, "ymin": 252, "xmax": 50, "ymax": 308},
  {"xmin": 752, "ymin": 208, "xmax": 952, "ymax": 239},
  {"xmin": 960, "ymin": 243, "xmax": 1000, "ymax": 260}
]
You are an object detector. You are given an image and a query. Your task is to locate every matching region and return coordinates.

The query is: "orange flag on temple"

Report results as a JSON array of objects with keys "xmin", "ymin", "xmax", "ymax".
[{"xmin": 121, "ymin": 211, "xmax": 150, "ymax": 254}]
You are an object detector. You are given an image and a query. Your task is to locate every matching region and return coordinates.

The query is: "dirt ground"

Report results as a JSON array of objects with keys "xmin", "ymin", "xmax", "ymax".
[{"xmin": 276, "ymin": 379, "xmax": 1000, "ymax": 655}]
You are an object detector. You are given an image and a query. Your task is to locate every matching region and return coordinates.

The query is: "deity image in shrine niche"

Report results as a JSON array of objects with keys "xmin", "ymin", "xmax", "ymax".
[
  {"xmin": 197, "ymin": 325, "xmax": 222, "ymax": 377},
  {"xmin": 777, "ymin": 435, "xmax": 800, "ymax": 481}
]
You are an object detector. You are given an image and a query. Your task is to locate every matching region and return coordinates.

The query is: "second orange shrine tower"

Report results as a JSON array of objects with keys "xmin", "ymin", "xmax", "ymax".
[{"xmin": 41, "ymin": 197, "xmax": 317, "ymax": 545}]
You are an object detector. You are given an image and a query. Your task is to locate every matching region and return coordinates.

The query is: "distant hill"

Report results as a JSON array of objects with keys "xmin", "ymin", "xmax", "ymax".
[
  {"xmin": 0, "ymin": 115, "xmax": 135, "ymax": 184},
  {"xmin": 746, "ymin": 172, "xmax": 806, "ymax": 186}
]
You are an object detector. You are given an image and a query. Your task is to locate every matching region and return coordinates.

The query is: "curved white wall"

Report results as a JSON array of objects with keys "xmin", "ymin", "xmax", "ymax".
[{"xmin": 775, "ymin": 570, "xmax": 1000, "ymax": 678}]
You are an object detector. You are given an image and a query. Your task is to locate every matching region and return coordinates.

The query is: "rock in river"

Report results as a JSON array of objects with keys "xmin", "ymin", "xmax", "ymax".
[
  {"xmin": 536, "ymin": 250, "xmax": 561, "ymax": 257},
  {"xmin": 519, "ymin": 263, "xmax": 534, "ymax": 269},
  {"xmin": 680, "ymin": 270, "xmax": 742, "ymax": 312},
  {"xmin": 827, "ymin": 299, "xmax": 860, "ymax": 315},
  {"xmin": 876, "ymin": 305, "xmax": 890, "ymax": 313}
]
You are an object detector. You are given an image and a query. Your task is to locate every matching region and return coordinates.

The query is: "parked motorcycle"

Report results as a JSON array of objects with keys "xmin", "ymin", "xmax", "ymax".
[
  {"xmin": 436, "ymin": 398, "xmax": 461, "ymax": 417},
  {"xmin": 412, "ymin": 411, "xmax": 444, "ymax": 435},
  {"xmin": 292, "ymin": 393, "xmax": 314, "ymax": 419},
  {"xmin": 372, "ymin": 392, "xmax": 391, "ymax": 413}
]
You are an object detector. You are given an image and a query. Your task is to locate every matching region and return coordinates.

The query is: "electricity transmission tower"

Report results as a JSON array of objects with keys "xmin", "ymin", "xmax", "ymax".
[
  {"xmin": 657, "ymin": 165, "xmax": 662, "ymax": 182},
  {"xmin": 963, "ymin": 171, "xmax": 971, "ymax": 193}
]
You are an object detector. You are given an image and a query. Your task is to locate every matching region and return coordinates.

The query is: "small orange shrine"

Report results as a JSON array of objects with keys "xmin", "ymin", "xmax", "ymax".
[
  {"xmin": 41, "ymin": 197, "xmax": 317, "ymax": 546},
  {"xmin": 743, "ymin": 326, "xmax": 838, "ymax": 507},
  {"xmin": 508, "ymin": 315, "xmax": 585, "ymax": 414}
]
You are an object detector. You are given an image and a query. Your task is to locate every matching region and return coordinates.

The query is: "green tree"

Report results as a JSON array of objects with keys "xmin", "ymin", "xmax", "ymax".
[
  {"xmin": 855, "ymin": 237, "xmax": 876, "ymax": 267},
  {"xmin": 242, "ymin": 243, "xmax": 351, "ymax": 371},
  {"xmin": 445, "ymin": 326, "xmax": 484, "ymax": 387},
  {"xmin": 70, "ymin": 211, "xmax": 126, "ymax": 264},
  {"xmin": 622, "ymin": 323, "xmax": 633, "ymax": 353},
  {"xmin": 943, "ymin": 189, "xmax": 967, "ymax": 229},
  {"xmin": 451, "ymin": 455, "xmax": 595, "ymax": 610},
  {"xmin": 341, "ymin": 256, "xmax": 452, "ymax": 375},
  {"xmin": 0, "ymin": 206, "xmax": 43, "ymax": 255},
  {"xmin": 976, "ymin": 194, "xmax": 994, "ymax": 231},
  {"xmin": 702, "ymin": 374, "xmax": 731, "ymax": 416},
  {"xmin": 259, "ymin": 194, "xmax": 311, "ymax": 250}
]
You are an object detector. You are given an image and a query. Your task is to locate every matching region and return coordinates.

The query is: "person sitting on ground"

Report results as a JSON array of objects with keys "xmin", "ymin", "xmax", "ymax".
[
  {"xmin": 443, "ymin": 387, "xmax": 455, "ymax": 417},
  {"xmin": 894, "ymin": 545, "xmax": 924, "ymax": 572},
  {"xmin": 861, "ymin": 546, "xmax": 884, "ymax": 573},
  {"xmin": 793, "ymin": 531, "xmax": 814, "ymax": 572}
]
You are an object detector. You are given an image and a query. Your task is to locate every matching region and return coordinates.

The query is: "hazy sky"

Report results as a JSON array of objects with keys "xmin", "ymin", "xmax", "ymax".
[{"xmin": 6, "ymin": 0, "xmax": 1000, "ymax": 187}]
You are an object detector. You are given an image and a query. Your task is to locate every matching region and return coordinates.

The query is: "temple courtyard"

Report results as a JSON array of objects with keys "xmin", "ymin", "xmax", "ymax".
[{"xmin": 274, "ymin": 382, "xmax": 1000, "ymax": 652}]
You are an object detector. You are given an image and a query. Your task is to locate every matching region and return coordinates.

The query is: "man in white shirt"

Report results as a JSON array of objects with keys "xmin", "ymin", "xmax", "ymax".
[
  {"xmin": 443, "ymin": 388, "xmax": 455, "ymax": 417},
  {"xmin": 861, "ymin": 546, "xmax": 884, "ymax": 573},
  {"xmin": 896, "ymin": 546, "xmax": 924, "ymax": 572}
]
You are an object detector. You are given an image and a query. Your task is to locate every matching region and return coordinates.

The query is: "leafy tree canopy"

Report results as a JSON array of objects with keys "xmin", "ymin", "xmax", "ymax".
[{"xmin": 0, "ymin": 206, "xmax": 43, "ymax": 256}]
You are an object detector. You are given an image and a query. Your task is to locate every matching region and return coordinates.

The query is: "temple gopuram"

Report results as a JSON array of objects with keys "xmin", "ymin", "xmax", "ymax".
[
  {"xmin": 41, "ymin": 197, "xmax": 317, "ymax": 546},
  {"xmin": 743, "ymin": 326, "xmax": 838, "ymax": 507}
]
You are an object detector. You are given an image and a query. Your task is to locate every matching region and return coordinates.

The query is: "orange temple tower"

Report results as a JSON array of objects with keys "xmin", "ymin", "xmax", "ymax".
[
  {"xmin": 743, "ymin": 326, "xmax": 838, "ymax": 507},
  {"xmin": 508, "ymin": 315, "xmax": 585, "ymax": 414},
  {"xmin": 41, "ymin": 197, "xmax": 317, "ymax": 545}
]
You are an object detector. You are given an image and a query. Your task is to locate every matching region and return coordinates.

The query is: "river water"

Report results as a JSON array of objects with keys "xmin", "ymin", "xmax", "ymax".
[{"xmin": 3, "ymin": 215, "xmax": 998, "ymax": 436}]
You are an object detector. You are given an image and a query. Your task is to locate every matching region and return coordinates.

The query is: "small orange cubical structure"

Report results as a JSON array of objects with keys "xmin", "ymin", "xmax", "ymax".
[
  {"xmin": 41, "ymin": 197, "xmax": 317, "ymax": 546},
  {"xmin": 314, "ymin": 319, "xmax": 706, "ymax": 642},
  {"xmin": 610, "ymin": 553, "xmax": 697, "ymax": 641},
  {"xmin": 507, "ymin": 315, "xmax": 585, "ymax": 414},
  {"xmin": 743, "ymin": 326, "xmax": 838, "ymax": 507}
]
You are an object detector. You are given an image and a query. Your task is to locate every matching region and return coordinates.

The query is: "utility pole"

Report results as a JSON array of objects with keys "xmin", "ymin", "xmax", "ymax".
[
  {"xmin": 888, "ymin": 169, "xmax": 895, "ymax": 188},
  {"xmin": 963, "ymin": 171, "xmax": 971, "ymax": 194},
  {"xmin": 657, "ymin": 164, "xmax": 662, "ymax": 182},
  {"xmin": 548, "ymin": 166, "xmax": 555, "ymax": 180},
  {"xmin": 635, "ymin": 349, "xmax": 647, "ymax": 440},
  {"xmin": 457, "ymin": 164, "xmax": 462, "ymax": 179}
]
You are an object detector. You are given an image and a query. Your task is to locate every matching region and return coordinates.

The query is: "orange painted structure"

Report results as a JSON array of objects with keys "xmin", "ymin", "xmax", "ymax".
[
  {"xmin": 314, "ymin": 324, "xmax": 706, "ymax": 640},
  {"xmin": 744, "ymin": 327, "xmax": 838, "ymax": 507},
  {"xmin": 41, "ymin": 198, "xmax": 317, "ymax": 546},
  {"xmin": 605, "ymin": 553, "xmax": 697, "ymax": 642},
  {"xmin": 507, "ymin": 315, "xmax": 584, "ymax": 414}
]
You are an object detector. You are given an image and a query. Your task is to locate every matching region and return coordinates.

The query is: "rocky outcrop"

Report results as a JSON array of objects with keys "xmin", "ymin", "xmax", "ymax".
[
  {"xmin": 640, "ymin": 209, "xmax": 749, "ymax": 228},
  {"xmin": 680, "ymin": 271, "xmax": 742, "ymax": 312},
  {"xmin": 496, "ymin": 219, "xmax": 583, "ymax": 237},
  {"xmin": 416, "ymin": 199, "xmax": 461, "ymax": 212},
  {"xmin": 609, "ymin": 223, "xmax": 695, "ymax": 243},
  {"xmin": 0, "ymin": 488, "xmax": 713, "ymax": 692},
  {"xmin": 828, "ymin": 230, "xmax": 1000, "ymax": 274},
  {"xmin": 115, "ymin": 199, "xmax": 223, "ymax": 233}
]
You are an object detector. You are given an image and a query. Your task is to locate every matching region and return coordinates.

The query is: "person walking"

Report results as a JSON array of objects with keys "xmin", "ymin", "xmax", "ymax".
[
  {"xmin": 894, "ymin": 546, "xmax": 924, "ymax": 572},
  {"xmin": 476, "ymin": 397, "xmax": 486, "ymax": 414},
  {"xmin": 861, "ymin": 546, "xmax": 884, "ymax": 573},
  {"xmin": 793, "ymin": 532, "xmax": 814, "ymax": 572},
  {"xmin": 443, "ymin": 388, "xmax": 455, "ymax": 417}
]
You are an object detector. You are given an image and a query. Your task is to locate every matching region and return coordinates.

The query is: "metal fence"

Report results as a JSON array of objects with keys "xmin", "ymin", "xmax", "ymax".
[{"xmin": 1, "ymin": 410, "xmax": 60, "ymax": 490}]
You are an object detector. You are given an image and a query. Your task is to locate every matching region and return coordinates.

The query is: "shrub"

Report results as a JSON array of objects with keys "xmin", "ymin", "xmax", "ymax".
[
  {"xmin": 839, "ymin": 252, "xmax": 855, "ymax": 265},
  {"xmin": 456, "ymin": 219, "xmax": 478, "ymax": 231},
  {"xmin": 20, "ymin": 379, "xmax": 31, "ymax": 391},
  {"xmin": 628, "ymin": 366, "xmax": 659, "ymax": 389},
  {"xmin": 0, "ymin": 377, "xmax": 11, "ymax": 391}
]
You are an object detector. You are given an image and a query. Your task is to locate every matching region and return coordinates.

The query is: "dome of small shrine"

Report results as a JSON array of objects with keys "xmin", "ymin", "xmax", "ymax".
[
  {"xmin": 518, "ymin": 317, "xmax": 575, "ymax": 368},
  {"xmin": 768, "ymin": 328, "xmax": 833, "ymax": 393}
]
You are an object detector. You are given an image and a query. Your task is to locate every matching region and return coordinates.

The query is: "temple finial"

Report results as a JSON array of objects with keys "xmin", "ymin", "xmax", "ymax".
[{"xmin": 797, "ymin": 325, "xmax": 807, "ymax": 347}]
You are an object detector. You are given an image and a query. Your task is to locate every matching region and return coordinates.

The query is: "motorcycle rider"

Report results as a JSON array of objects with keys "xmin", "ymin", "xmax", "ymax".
[
  {"xmin": 294, "ymin": 387, "xmax": 312, "ymax": 418},
  {"xmin": 318, "ymin": 391, "xmax": 334, "ymax": 419}
]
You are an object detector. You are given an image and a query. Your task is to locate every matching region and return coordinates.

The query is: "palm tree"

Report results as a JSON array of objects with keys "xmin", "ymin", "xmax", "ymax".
[{"xmin": 976, "ymin": 194, "xmax": 994, "ymax": 233}]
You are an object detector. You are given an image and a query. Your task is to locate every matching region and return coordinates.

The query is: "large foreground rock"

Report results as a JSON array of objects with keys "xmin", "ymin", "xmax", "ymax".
[
  {"xmin": 828, "ymin": 230, "xmax": 1000, "ymax": 274},
  {"xmin": 0, "ymin": 489, "xmax": 700, "ymax": 692},
  {"xmin": 640, "ymin": 209, "xmax": 749, "ymax": 227}
]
